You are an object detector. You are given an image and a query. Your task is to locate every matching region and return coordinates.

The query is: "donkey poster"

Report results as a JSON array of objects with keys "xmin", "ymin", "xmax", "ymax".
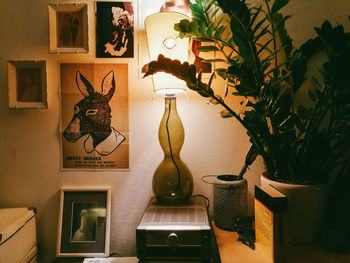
[{"xmin": 60, "ymin": 63, "xmax": 129, "ymax": 169}]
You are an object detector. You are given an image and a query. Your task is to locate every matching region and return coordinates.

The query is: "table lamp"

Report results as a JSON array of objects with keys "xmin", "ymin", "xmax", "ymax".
[{"xmin": 144, "ymin": 9, "xmax": 193, "ymax": 204}]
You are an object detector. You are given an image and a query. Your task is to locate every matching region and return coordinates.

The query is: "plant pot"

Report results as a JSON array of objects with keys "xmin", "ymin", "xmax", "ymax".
[
  {"xmin": 202, "ymin": 175, "xmax": 247, "ymax": 230},
  {"xmin": 261, "ymin": 175, "xmax": 328, "ymax": 244}
]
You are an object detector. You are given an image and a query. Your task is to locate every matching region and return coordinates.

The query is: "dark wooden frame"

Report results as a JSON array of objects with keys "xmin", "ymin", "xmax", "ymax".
[{"xmin": 56, "ymin": 187, "xmax": 111, "ymax": 257}]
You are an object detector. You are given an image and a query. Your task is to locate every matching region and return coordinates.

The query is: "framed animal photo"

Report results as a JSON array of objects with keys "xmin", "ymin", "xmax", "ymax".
[
  {"xmin": 8, "ymin": 60, "xmax": 48, "ymax": 109},
  {"xmin": 60, "ymin": 63, "xmax": 129, "ymax": 170},
  {"xmin": 96, "ymin": 1, "xmax": 134, "ymax": 58},
  {"xmin": 56, "ymin": 187, "xmax": 111, "ymax": 257},
  {"xmin": 48, "ymin": 4, "xmax": 89, "ymax": 53}
]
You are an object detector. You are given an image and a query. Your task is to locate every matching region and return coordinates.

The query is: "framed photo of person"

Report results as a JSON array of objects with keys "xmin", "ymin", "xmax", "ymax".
[
  {"xmin": 48, "ymin": 3, "xmax": 89, "ymax": 53},
  {"xmin": 95, "ymin": 1, "xmax": 135, "ymax": 58},
  {"xmin": 56, "ymin": 187, "xmax": 111, "ymax": 257},
  {"xmin": 8, "ymin": 60, "xmax": 48, "ymax": 109}
]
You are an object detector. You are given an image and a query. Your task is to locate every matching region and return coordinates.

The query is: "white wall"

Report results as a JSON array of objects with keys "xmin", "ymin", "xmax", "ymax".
[{"xmin": 0, "ymin": 0, "xmax": 348, "ymax": 262}]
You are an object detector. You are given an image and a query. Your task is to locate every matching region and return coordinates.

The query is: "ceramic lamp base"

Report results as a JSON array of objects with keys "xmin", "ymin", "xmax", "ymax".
[{"xmin": 152, "ymin": 96, "xmax": 193, "ymax": 204}]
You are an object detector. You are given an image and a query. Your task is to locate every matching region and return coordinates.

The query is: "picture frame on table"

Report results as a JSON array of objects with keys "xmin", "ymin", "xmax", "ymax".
[
  {"xmin": 8, "ymin": 60, "xmax": 48, "ymax": 109},
  {"xmin": 56, "ymin": 187, "xmax": 111, "ymax": 257},
  {"xmin": 48, "ymin": 3, "xmax": 89, "ymax": 53}
]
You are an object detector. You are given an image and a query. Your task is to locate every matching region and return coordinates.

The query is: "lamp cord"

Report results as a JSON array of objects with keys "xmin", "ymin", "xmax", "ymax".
[{"xmin": 165, "ymin": 99, "xmax": 181, "ymax": 195}]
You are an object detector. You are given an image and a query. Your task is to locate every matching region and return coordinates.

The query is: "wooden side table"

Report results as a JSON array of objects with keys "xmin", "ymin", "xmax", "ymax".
[{"xmin": 212, "ymin": 222, "xmax": 350, "ymax": 263}]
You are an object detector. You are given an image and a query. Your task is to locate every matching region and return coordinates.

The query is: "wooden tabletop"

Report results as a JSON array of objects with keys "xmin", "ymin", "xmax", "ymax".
[{"xmin": 212, "ymin": 222, "xmax": 350, "ymax": 263}]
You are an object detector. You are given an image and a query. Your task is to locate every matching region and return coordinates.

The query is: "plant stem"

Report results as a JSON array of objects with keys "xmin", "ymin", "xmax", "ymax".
[{"xmin": 204, "ymin": 91, "xmax": 274, "ymax": 175}]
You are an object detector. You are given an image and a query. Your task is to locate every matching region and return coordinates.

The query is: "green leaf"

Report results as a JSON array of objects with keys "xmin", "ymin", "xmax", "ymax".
[
  {"xmin": 207, "ymin": 96, "xmax": 221, "ymax": 105},
  {"xmin": 178, "ymin": 32, "xmax": 186, "ymax": 38},
  {"xmin": 215, "ymin": 68, "xmax": 229, "ymax": 80},
  {"xmin": 202, "ymin": 58, "xmax": 227, "ymax": 63},
  {"xmin": 190, "ymin": 3, "xmax": 207, "ymax": 24},
  {"xmin": 264, "ymin": 60, "xmax": 288, "ymax": 75},
  {"xmin": 261, "ymin": 60, "xmax": 271, "ymax": 71},
  {"xmin": 214, "ymin": 25, "xmax": 225, "ymax": 38},
  {"xmin": 215, "ymin": 68, "xmax": 228, "ymax": 73},
  {"xmin": 261, "ymin": 44, "xmax": 288, "ymax": 63},
  {"xmin": 207, "ymin": 23, "xmax": 214, "ymax": 36},
  {"xmin": 191, "ymin": 2, "xmax": 203, "ymax": 14},
  {"xmin": 249, "ymin": 6, "xmax": 262, "ymax": 29},
  {"xmin": 221, "ymin": 109, "xmax": 234, "ymax": 118},
  {"xmin": 189, "ymin": 20, "xmax": 199, "ymax": 34},
  {"xmin": 210, "ymin": 7, "xmax": 220, "ymax": 19},
  {"xmin": 193, "ymin": 37, "xmax": 216, "ymax": 42},
  {"xmin": 214, "ymin": 16, "xmax": 225, "ymax": 30},
  {"xmin": 205, "ymin": 0, "xmax": 216, "ymax": 13},
  {"xmin": 272, "ymin": 69, "xmax": 292, "ymax": 85},
  {"xmin": 196, "ymin": 45, "xmax": 220, "ymax": 52},
  {"xmin": 250, "ymin": 17, "xmax": 267, "ymax": 37},
  {"xmin": 177, "ymin": 19, "xmax": 192, "ymax": 33},
  {"xmin": 257, "ymin": 38, "xmax": 274, "ymax": 55},
  {"xmin": 253, "ymin": 24, "xmax": 270, "ymax": 43},
  {"xmin": 199, "ymin": 21, "xmax": 207, "ymax": 35},
  {"xmin": 271, "ymin": 0, "xmax": 290, "ymax": 14},
  {"xmin": 230, "ymin": 17, "xmax": 256, "ymax": 68},
  {"xmin": 273, "ymin": 13, "xmax": 293, "ymax": 56}
]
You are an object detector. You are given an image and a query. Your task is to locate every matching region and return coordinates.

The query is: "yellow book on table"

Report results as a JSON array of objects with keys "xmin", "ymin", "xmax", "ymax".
[{"xmin": 255, "ymin": 185, "xmax": 287, "ymax": 263}]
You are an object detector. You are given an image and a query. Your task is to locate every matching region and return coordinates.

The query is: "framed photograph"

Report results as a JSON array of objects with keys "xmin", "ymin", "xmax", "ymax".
[
  {"xmin": 60, "ymin": 63, "xmax": 129, "ymax": 170},
  {"xmin": 96, "ymin": 1, "xmax": 135, "ymax": 58},
  {"xmin": 57, "ymin": 187, "xmax": 111, "ymax": 257},
  {"xmin": 48, "ymin": 4, "xmax": 89, "ymax": 53},
  {"xmin": 8, "ymin": 60, "xmax": 48, "ymax": 109}
]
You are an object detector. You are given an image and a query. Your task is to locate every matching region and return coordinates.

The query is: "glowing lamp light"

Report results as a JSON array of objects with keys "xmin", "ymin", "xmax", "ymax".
[{"xmin": 145, "ymin": 11, "xmax": 189, "ymax": 95}]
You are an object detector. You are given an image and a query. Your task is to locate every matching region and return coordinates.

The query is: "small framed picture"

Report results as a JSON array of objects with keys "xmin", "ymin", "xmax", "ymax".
[
  {"xmin": 56, "ymin": 187, "xmax": 111, "ymax": 257},
  {"xmin": 96, "ymin": 1, "xmax": 135, "ymax": 58},
  {"xmin": 8, "ymin": 60, "xmax": 48, "ymax": 109},
  {"xmin": 48, "ymin": 3, "xmax": 89, "ymax": 53}
]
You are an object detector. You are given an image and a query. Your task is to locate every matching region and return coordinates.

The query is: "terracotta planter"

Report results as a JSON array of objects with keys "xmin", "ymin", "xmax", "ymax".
[{"xmin": 261, "ymin": 175, "xmax": 328, "ymax": 244}]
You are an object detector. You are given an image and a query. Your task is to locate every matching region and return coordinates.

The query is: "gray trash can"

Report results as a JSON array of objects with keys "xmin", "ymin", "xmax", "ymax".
[{"xmin": 202, "ymin": 175, "xmax": 247, "ymax": 230}]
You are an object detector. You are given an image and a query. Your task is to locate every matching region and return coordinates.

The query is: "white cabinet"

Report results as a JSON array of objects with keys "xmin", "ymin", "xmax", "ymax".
[{"xmin": 0, "ymin": 208, "xmax": 37, "ymax": 263}]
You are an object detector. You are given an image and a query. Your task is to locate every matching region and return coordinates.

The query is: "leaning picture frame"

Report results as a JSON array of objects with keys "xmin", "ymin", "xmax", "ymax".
[
  {"xmin": 8, "ymin": 60, "xmax": 48, "ymax": 109},
  {"xmin": 56, "ymin": 187, "xmax": 111, "ymax": 257},
  {"xmin": 48, "ymin": 3, "xmax": 89, "ymax": 53}
]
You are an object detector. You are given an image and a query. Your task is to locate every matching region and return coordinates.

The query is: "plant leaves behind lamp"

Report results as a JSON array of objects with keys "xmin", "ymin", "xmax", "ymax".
[{"xmin": 144, "ymin": 11, "xmax": 193, "ymax": 204}]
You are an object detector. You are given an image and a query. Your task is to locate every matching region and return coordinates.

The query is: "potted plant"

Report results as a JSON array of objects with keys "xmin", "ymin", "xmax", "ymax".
[{"xmin": 143, "ymin": 0, "xmax": 350, "ymax": 243}]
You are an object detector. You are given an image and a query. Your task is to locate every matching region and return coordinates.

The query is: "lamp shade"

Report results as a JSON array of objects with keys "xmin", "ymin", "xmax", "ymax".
[{"xmin": 145, "ymin": 12, "xmax": 189, "ymax": 95}]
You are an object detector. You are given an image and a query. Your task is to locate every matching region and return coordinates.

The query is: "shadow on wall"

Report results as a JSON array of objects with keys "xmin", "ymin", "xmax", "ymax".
[{"xmin": 37, "ymin": 190, "xmax": 60, "ymax": 262}]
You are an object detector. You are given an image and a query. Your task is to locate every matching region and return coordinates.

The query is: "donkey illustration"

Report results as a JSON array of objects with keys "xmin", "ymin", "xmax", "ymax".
[{"xmin": 63, "ymin": 70, "xmax": 125, "ymax": 156}]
